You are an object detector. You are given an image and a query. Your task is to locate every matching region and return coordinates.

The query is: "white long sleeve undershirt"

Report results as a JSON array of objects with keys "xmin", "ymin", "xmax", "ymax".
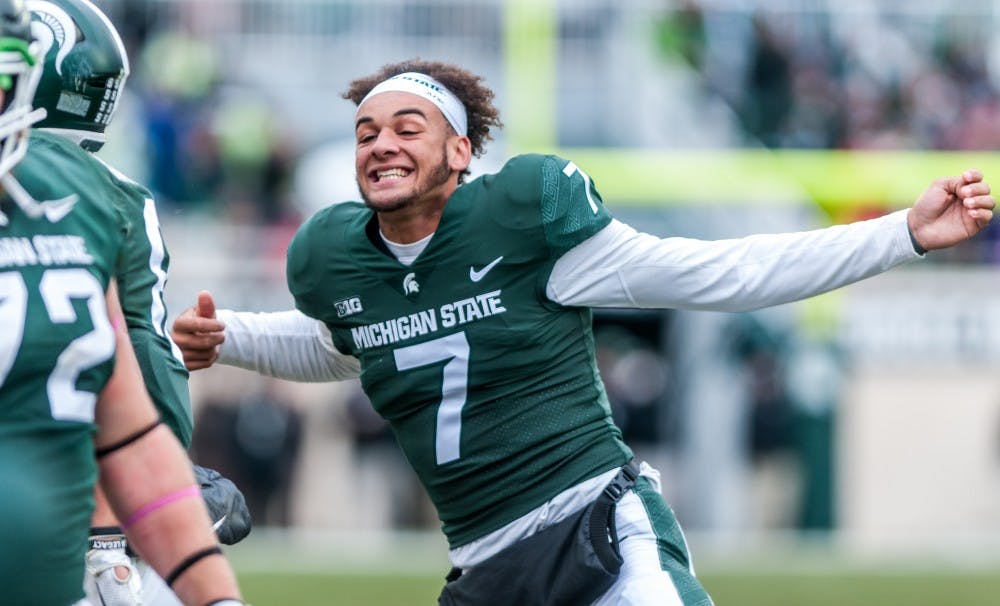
[
  {"xmin": 216, "ymin": 309, "xmax": 360, "ymax": 381},
  {"xmin": 216, "ymin": 209, "xmax": 919, "ymax": 381}
]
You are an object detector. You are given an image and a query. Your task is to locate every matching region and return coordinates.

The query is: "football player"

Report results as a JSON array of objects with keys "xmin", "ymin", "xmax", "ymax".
[
  {"xmin": 172, "ymin": 59, "xmax": 994, "ymax": 605},
  {"xmin": 27, "ymin": 0, "xmax": 251, "ymax": 603},
  {"xmin": 0, "ymin": 0, "xmax": 244, "ymax": 604}
]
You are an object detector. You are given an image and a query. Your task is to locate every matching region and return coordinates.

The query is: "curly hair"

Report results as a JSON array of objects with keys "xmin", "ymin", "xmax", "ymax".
[{"xmin": 344, "ymin": 59, "xmax": 503, "ymax": 170}]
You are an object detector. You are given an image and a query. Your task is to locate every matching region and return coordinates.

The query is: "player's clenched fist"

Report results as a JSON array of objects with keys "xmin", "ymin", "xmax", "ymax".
[{"xmin": 908, "ymin": 169, "xmax": 995, "ymax": 252}]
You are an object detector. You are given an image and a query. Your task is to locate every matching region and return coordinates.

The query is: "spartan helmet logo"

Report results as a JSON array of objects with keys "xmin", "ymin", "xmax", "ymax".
[
  {"xmin": 403, "ymin": 272, "xmax": 420, "ymax": 295},
  {"xmin": 30, "ymin": 1, "xmax": 75, "ymax": 76}
]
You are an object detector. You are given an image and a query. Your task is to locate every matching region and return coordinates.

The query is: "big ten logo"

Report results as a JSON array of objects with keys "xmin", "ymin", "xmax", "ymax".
[{"xmin": 335, "ymin": 296, "xmax": 363, "ymax": 317}]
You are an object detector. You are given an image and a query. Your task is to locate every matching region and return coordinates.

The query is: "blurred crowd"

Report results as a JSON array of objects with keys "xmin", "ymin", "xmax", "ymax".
[
  {"xmin": 659, "ymin": 6, "xmax": 1000, "ymax": 152},
  {"xmin": 655, "ymin": 2, "xmax": 1000, "ymax": 261},
  {"xmin": 102, "ymin": 0, "xmax": 303, "ymax": 230}
]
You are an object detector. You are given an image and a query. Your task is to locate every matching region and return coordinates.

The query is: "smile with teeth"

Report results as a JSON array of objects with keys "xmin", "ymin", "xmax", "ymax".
[{"xmin": 374, "ymin": 168, "xmax": 411, "ymax": 182}]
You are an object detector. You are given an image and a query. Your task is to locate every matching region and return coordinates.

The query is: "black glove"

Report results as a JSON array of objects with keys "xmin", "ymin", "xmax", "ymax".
[{"xmin": 193, "ymin": 464, "xmax": 252, "ymax": 545}]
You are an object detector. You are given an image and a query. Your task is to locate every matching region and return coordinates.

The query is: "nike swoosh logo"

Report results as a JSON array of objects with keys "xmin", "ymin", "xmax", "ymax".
[
  {"xmin": 469, "ymin": 255, "xmax": 503, "ymax": 282},
  {"xmin": 40, "ymin": 194, "xmax": 79, "ymax": 223},
  {"xmin": 0, "ymin": 175, "xmax": 79, "ymax": 223},
  {"xmin": 212, "ymin": 514, "xmax": 228, "ymax": 532}
]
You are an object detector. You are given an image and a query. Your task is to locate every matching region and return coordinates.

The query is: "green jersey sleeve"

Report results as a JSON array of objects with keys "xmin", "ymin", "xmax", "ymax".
[
  {"xmin": 537, "ymin": 154, "xmax": 613, "ymax": 258},
  {"xmin": 287, "ymin": 201, "xmax": 368, "ymax": 327},
  {"xmin": 102, "ymin": 162, "xmax": 193, "ymax": 447},
  {"xmin": 482, "ymin": 154, "xmax": 613, "ymax": 260}
]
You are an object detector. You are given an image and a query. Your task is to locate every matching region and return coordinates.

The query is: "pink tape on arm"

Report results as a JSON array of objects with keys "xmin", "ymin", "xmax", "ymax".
[{"xmin": 121, "ymin": 485, "xmax": 201, "ymax": 531}]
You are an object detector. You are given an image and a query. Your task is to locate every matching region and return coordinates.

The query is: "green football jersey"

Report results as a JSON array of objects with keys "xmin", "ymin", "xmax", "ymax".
[
  {"xmin": 288, "ymin": 154, "xmax": 633, "ymax": 547},
  {"xmin": 90, "ymin": 140, "xmax": 192, "ymax": 447},
  {"xmin": 0, "ymin": 133, "xmax": 128, "ymax": 606}
]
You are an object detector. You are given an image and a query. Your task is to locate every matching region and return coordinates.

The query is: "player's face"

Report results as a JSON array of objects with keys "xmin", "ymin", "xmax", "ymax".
[{"xmin": 354, "ymin": 92, "xmax": 462, "ymax": 213}]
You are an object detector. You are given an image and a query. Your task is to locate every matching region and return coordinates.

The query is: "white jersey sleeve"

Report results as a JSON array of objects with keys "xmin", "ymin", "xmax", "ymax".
[
  {"xmin": 216, "ymin": 309, "xmax": 360, "ymax": 381},
  {"xmin": 546, "ymin": 209, "xmax": 919, "ymax": 311}
]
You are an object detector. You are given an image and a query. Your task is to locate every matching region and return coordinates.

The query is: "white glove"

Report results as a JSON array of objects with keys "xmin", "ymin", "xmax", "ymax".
[
  {"xmin": 135, "ymin": 558, "xmax": 184, "ymax": 606},
  {"xmin": 84, "ymin": 529, "xmax": 143, "ymax": 605}
]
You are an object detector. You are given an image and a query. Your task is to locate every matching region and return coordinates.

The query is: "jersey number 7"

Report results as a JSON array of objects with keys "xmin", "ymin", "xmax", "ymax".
[{"xmin": 393, "ymin": 331, "xmax": 470, "ymax": 465}]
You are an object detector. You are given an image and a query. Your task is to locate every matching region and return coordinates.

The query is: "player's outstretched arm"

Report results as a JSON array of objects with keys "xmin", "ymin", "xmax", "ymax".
[
  {"xmin": 908, "ymin": 169, "xmax": 994, "ymax": 251},
  {"xmin": 96, "ymin": 288, "xmax": 243, "ymax": 606},
  {"xmin": 172, "ymin": 290, "xmax": 226, "ymax": 371},
  {"xmin": 173, "ymin": 292, "xmax": 361, "ymax": 382}
]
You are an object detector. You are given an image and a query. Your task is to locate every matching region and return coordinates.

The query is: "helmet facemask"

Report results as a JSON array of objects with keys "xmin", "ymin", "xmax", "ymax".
[
  {"xmin": 0, "ymin": 0, "xmax": 47, "ymax": 226},
  {"xmin": 0, "ymin": 31, "xmax": 44, "ymax": 178}
]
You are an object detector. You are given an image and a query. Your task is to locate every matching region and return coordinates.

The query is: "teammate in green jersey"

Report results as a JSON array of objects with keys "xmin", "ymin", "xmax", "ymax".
[
  {"xmin": 172, "ymin": 59, "xmax": 995, "ymax": 605},
  {"xmin": 0, "ymin": 2, "xmax": 244, "ymax": 605},
  {"xmin": 28, "ymin": 1, "xmax": 250, "ymax": 603}
]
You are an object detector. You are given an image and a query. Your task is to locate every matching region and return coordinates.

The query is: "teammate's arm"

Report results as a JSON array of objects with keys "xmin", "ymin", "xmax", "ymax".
[{"xmin": 95, "ymin": 285, "xmax": 243, "ymax": 606}]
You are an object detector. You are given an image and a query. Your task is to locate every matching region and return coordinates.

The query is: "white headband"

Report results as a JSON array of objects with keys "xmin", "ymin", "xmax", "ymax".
[{"xmin": 357, "ymin": 72, "xmax": 468, "ymax": 136}]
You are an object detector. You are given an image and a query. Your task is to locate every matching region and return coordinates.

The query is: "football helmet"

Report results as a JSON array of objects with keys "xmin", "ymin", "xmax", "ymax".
[
  {"xmin": 0, "ymin": 0, "xmax": 44, "ymax": 179},
  {"xmin": 29, "ymin": 0, "xmax": 128, "ymax": 152}
]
